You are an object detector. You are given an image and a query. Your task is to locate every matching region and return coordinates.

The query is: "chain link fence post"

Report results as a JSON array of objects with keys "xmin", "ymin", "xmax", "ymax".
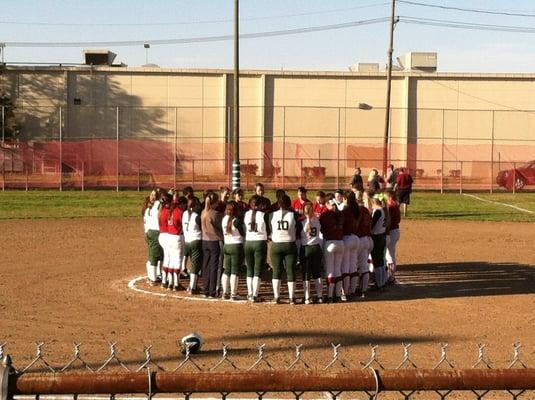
[{"xmin": 1, "ymin": 355, "xmax": 12, "ymax": 400}]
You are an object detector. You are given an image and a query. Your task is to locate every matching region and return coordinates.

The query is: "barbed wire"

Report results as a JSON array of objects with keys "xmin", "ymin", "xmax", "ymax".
[{"xmin": 0, "ymin": 342, "xmax": 532, "ymax": 400}]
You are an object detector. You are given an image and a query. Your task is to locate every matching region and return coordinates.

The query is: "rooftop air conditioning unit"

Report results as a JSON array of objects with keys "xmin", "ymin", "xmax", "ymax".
[
  {"xmin": 349, "ymin": 63, "xmax": 380, "ymax": 72},
  {"xmin": 401, "ymin": 52, "xmax": 437, "ymax": 72},
  {"xmin": 83, "ymin": 49, "xmax": 117, "ymax": 66}
]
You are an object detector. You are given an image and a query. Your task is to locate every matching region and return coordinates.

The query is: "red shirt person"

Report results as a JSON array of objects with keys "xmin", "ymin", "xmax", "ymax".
[
  {"xmin": 394, "ymin": 168, "xmax": 414, "ymax": 216},
  {"xmin": 312, "ymin": 191, "xmax": 328, "ymax": 218},
  {"xmin": 291, "ymin": 186, "xmax": 311, "ymax": 219}
]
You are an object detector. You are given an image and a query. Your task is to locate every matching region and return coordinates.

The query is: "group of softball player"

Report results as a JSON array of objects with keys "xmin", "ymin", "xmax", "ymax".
[{"xmin": 141, "ymin": 181, "xmax": 402, "ymax": 304}]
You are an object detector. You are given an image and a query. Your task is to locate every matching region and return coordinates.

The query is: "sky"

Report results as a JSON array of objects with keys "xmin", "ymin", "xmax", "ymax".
[{"xmin": 2, "ymin": 0, "xmax": 535, "ymax": 72}]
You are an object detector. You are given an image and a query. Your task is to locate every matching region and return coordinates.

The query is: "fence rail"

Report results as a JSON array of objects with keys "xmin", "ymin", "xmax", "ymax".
[{"xmin": 0, "ymin": 342, "xmax": 532, "ymax": 399}]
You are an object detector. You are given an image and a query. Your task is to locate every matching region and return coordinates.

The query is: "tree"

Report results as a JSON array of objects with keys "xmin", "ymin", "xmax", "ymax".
[{"xmin": 0, "ymin": 93, "xmax": 21, "ymax": 140}]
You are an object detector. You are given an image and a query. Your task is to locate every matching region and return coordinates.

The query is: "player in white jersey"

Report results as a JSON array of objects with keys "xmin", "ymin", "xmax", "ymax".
[
  {"xmin": 221, "ymin": 201, "xmax": 245, "ymax": 301},
  {"xmin": 300, "ymin": 203, "xmax": 323, "ymax": 304},
  {"xmin": 269, "ymin": 195, "xmax": 302, "ymax": 304},
  {"xmin": 243, "ymin": 195, "xmax": 269, "ymax": 302},
  {"xmin": 182, "ymin": 196, "xmax": 203, "ymax": 294},
  {"xmin": 142, "ymin": 190, "xmax": 163, "ymax": 285},
  {"xmin": 370, "ymin": 195, "xmax": 388, "ymax": 289}
]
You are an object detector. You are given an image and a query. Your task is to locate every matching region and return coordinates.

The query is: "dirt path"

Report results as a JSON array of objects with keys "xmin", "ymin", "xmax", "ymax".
[{"xmin": 0, "ymin": 218, "xmax": 533, "ymax": 371}]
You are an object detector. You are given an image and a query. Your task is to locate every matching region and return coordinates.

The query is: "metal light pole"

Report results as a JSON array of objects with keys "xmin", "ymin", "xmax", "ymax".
[
  {"xmin": 382, "ymin": 0, "xmax": 396, "ymax": 174},
  {"xmin": 144, "ymin": 43, "xmax": 150, "ymax": 65},
  {"xmin": 232, "ymin": 0, "xmax": 241, "ymax": 190}
]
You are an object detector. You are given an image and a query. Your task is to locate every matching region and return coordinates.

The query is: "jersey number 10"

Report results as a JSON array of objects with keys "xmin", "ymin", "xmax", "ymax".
[{"xmin": 277, "ymin": 220, "xmax": 289, "ymax": 231}]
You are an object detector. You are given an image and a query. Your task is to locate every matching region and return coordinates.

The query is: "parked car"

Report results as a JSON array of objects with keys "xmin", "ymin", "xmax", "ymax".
[{"xmin": 496, "ymin": 160, "xmax": 535, "ymax": 190}]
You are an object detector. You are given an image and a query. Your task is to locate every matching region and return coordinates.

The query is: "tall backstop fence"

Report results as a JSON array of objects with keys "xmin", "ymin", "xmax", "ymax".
[
  {"xmin": 0, "ymin": 342, "xmax": 533, "ymax": 399},
  {"xmin": 1, "ymin": 105, "xmax": 534, "ymax": 191}
]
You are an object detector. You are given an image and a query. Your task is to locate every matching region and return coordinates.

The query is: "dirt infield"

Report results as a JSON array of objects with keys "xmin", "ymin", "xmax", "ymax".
[{"xmin": 0, "ymin": 218, "xmax": 534, "ymax": 370}]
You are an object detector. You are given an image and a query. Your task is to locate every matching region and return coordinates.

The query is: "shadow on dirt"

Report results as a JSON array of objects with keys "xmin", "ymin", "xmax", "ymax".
[{"xmin": 371, "ymin": 261, "xmax": 535, "ymax": 301}]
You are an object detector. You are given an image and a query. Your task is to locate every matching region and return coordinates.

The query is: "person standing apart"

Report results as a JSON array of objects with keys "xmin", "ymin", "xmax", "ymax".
[
  {"xmin": 201, "ymin": 192, "xmax": 224, "ymax": 298},
  {"xmin": 269, "ymin": 195, "xmax": 302, "ymax": 304},
  {"xmin": 394, "ymin": 168, "xmax": 413, "ymax": 217},
  {"xmin": 350, "ymin": 167, "xmax": 364, "ymax": 192},
  {"xmin": 243, "ymin": 195, "xmax": 269, "ymax": 302}
]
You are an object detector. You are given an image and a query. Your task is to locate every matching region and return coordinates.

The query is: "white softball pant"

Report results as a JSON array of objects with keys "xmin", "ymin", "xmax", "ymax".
[
  {"xmin": 324, "ymin": 240, "xmax": 345, "ymax": 280},
  {"xmin": 167, "ymin": 234, "xmax": 185, "ymax": 272},
  {"xmin": 342, "ymin": 234, "xmax": 360, "ymax": 275},
  {"xmin": 357, "ymin": 236, "xmax": 373, "ymax": 274},
  {"xmin": 158, "ymin": 233, "xmax": 171, "ymax": 268},
  {"xmin": 385, "ymin": 228, "xmax": 400, "ymax": 265}
]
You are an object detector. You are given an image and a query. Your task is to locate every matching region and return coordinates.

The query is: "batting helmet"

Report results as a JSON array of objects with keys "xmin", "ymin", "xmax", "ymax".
[{"xmin": 180, "ymin": 332, "xmax": 203, "ymax": 354}]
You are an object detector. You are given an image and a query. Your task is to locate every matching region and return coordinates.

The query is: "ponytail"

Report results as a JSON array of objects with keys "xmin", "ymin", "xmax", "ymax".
[
  {"xmin": 202, "ymin": 192, "xmax": 219, "ymax": 225},
  {"xmin": 225, "ymin": 201, "xmax": 238, "ymax": 234},
  {"xmin": 249, "ymin": 195, "xmax": 259, "ymax": 228}
]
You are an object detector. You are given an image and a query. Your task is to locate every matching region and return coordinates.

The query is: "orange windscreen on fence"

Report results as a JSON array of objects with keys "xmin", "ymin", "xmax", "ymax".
[
  {"xmin": 2, "ymin": 138, "xmax": 534, "ymax": 191},
  {"xmin": 1, "ymin": 105, "xmax": 534, "ymax": 191}
]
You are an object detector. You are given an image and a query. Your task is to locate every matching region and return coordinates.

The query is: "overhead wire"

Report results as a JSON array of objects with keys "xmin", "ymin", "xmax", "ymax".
[
  {"xmin": 2, "ymin": 17, "xmax": 390, "ymax": 47},
  {"xmin": 398, "ymin": 16, "xmax": 535, "ymax": 34},
  {"xmin": 398, "ymin": 0, "xmax": 535, "ymax": 18}
]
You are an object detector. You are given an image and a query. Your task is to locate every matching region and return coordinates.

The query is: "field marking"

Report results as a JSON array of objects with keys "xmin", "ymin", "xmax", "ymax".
[
  {"xmin": 127, "ymin": 275, "xmax": 248, "ymax": 303},
  {"xmin": 463, "ymin": 193, "xmax": 535, "ymax": 215}
]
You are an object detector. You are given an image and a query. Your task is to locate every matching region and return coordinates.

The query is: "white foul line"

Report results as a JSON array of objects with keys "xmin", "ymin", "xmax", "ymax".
[
  {"xmin": 127, "ymin": 275, "xmax": 247, "ymax": 303},
  {"xmin": 463, "ymin": 193, "xmax": 535, "ymax": 215}
]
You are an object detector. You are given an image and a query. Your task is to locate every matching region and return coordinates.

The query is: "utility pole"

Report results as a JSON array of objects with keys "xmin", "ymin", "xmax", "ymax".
[
  {"xmin": 382, "ymin": 0, "xmax": 396, "ymax": 175},
  {"xmin": 232, "ymin": 0, "xmax": 241, "ymax": 190}
]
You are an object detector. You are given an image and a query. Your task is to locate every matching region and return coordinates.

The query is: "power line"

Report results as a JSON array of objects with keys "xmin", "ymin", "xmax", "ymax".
[
  {"xmin": 0, "ymin": 2, "xmax": 388, "ymax": 27},
  {"xmin": 399, "ymin": 16, "xmax": 535, "ymax": 34},
  {"xmin": 2, "ymin": 17, "xmax": 390, "ymax": 47},
  {"xmin": 398, "ymin": 0, "xmax": 535, "ymax": 18}
]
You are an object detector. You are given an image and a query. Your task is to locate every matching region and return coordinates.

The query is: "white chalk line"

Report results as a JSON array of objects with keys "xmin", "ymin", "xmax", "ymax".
[
  {"xmin": 463, "ymin": 193, "xmax": 535, "ymax": 215},
  {"xmin": 127, "ymin": 275, "xmax": 248, "ymax": 303}
]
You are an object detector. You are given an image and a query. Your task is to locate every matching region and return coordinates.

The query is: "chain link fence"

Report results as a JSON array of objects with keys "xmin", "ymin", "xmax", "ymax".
[
  {"xmin": 1, "ymin": 105, "xmax": 535, "ymax": 192},
  {"xmin": 1, "ymin": 342, "xmax": 533, "ymax": 399}
]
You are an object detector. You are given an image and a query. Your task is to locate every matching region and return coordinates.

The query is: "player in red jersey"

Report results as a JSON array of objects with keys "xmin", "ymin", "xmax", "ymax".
[
  {"xmin": 233, "ymin": 188, "xmax": 249, "ymax": 216},
  {"xmin": 320, "ymin": 194, "xmax": 345, "ymax": 302},
  {"xmin": 291, "ymin": 186, "xmax": 311, "ymax": 219},
  {"xmin": 312, "ymin": 191, "xmax": 328, "ymax": 218},
  {"xmin": 166, "ymin": 196, "xmax": 186, "ymax": 290},
  {"xmin": 158, "ymin": 192, "xmax": 172, "ymax": 289}
]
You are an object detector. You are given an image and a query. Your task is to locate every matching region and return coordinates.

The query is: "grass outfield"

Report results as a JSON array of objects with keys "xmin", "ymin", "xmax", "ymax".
[{"xmin": 0, "ymin": 190, "xmax": 534, "ymax": 222}]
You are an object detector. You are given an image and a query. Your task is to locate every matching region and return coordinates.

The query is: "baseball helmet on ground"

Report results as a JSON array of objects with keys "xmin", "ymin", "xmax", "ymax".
[{"xmin": 180, "ymin": 332, "xmax": 203, "ymax": 354}]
